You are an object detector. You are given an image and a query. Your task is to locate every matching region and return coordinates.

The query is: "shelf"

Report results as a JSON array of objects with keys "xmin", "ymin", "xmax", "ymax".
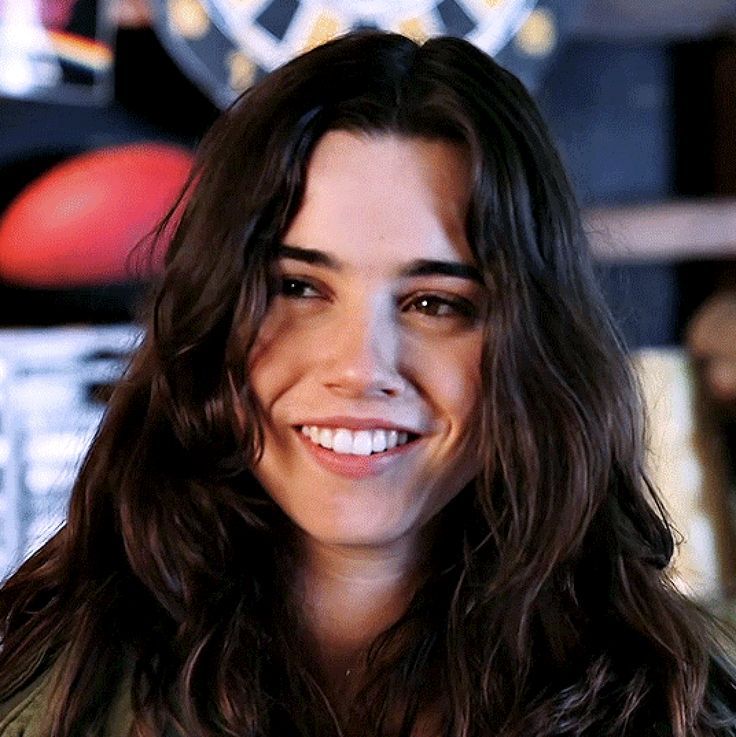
[{"xmin": 585, "ymin": 198, "xmax": 736, "ymax": 262}]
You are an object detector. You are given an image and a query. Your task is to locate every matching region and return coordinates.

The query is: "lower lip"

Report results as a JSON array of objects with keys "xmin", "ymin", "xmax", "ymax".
[{"xmin": 296, "ymin": 431, "xmax": 420, "ymax": 479}]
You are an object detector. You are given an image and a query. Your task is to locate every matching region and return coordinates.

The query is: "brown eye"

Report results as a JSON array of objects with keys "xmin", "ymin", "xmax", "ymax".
[
  {"xmin": 404, "ymin": 294, "xmax": 477, "ymax": 320},
  {"xmin": 280, "ymin": 277, "xmax": 322, "ymax": 299}
]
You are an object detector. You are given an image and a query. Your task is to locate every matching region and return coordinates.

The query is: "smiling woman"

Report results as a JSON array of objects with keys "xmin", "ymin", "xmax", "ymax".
[
  {"xmin": 0, "ymin": 29, "xmax": 735, "ymax": 737},
  {"xmin": 250, "ymin": 134, "xmax": 483, "ymax": 555}
]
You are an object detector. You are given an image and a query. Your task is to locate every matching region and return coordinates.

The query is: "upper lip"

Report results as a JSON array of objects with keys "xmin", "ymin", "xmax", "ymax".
[{"xmin": 294, "ymin": 416, "xmax": 425, "ymax": 435}]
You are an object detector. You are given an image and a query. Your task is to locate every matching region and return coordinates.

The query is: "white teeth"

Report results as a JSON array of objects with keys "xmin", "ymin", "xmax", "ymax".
[
  {"xmin": 300, "ymin": 426, "xmax": 413, "ymax": 455},
  {"xmin": 318, "ymin": 427, "xmax": 333, "ymax": 449},
  {"xmin": 371, "ymin": 430, "xmax": 387, "ymax": 453},
  {"xmin": 353, "ymin": 430, "xmax": 373, "ymax": 456},
  {"xmin": 332, "ymin": 428, "xmax": 353, "ymax": 454}
]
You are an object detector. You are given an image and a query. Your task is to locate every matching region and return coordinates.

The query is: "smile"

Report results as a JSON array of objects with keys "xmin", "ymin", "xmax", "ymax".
[{"xmin": 300, "ymin": 425, "xmax": 413, "ymax": 456}]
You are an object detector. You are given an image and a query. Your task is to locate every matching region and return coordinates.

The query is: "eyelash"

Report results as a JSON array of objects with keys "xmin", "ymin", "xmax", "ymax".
[{"xmin": 277, "ymin": 277, "xmax": 477, "ymax": 321}]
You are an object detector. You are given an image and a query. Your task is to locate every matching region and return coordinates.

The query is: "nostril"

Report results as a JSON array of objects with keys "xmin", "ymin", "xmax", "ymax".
[{"xmin": 325, "ymin": 373, "xmax": 407, "ymax": 398}]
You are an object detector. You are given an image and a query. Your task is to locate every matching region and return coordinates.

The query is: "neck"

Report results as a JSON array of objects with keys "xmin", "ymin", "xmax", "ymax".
[{"xmin": 296, "ymin": 532, "xmax": 430, "ymax": 699}]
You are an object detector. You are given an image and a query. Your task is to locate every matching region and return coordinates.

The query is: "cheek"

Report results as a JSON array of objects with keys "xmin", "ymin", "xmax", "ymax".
[
  {"xmin": 248, "ymin": 309, "xmax": 304, "ymax": 410},
  {"xmin": 416, "ymin": 337, "xmax": 483, "ymax": 426},
  {"xmin": 423, "ymin": 339, "xmax": 484, "ymax": 494}
]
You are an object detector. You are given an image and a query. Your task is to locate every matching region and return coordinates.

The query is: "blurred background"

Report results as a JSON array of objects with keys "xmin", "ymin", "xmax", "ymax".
[{"xmin": 1, "ymin": 0, "xmax": 735, "ymax": 607}]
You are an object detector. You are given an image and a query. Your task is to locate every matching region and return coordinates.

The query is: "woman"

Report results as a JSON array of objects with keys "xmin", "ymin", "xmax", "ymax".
[{"xmin": 0, "ymin": 30, "xmax": 734, "ymax": 737}]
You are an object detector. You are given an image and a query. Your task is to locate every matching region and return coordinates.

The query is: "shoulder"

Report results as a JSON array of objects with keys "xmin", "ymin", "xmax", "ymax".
[
  {"xmin": 0, "ymin": 668, "xmax": 53, "ymax": 737},
  {"xmin": 0, "ymin": 657, "xmax": 135, "ymax": 737},
  {"xmin": 702, "ymin": 647, "xmax": 736, "ymax": 737}
]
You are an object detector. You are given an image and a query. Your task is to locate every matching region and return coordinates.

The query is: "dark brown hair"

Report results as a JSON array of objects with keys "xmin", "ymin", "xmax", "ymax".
[{"xmin": 0, "ymin": 31, "xmax": 734, "ymax": 737}]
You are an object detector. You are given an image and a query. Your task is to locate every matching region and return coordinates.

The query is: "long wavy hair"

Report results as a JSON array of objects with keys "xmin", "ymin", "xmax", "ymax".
[{"xmin": 0, "ymin": 31, "xmax": 734, "ymax": 737}]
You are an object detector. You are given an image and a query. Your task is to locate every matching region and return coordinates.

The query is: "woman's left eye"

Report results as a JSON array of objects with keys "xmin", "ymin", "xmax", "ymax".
[
  {"xmin": 279, "ymin": 277, "xmax": 322, "ymax": 299},
  {"xmin": 402, "ymin": 294, "xmax": 477, "ymax": 320}
]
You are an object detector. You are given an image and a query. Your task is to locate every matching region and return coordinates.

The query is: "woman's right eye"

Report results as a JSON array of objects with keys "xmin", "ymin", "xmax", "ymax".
[{"xmin": 279, "ymin": 277, "xmax": 322, "ymax": 299}]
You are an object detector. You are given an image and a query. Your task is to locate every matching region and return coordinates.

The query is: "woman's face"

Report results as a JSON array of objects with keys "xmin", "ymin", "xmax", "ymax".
[{"xmin": 249, "ymin": 131, "xmax": 486, "ymax": 551}]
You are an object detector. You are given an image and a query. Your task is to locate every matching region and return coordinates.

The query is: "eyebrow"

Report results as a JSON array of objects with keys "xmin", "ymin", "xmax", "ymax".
[{"xmin": 275, "ymin": 244, "xmax": 484, "ymax": 284}]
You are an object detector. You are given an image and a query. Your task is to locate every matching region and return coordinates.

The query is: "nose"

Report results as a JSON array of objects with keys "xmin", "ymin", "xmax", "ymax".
[{"xmin": 322, "ymin": 297, "xmax": 406, "ymax": 398}]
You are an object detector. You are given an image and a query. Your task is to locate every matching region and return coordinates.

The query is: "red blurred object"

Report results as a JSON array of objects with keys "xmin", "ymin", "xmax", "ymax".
[
  {"xmin": 0, "ymin": 0, "xmax": 80, "ymax": 29},
  {"xmin": 0, "ymin": 142, "xmax": 192, "ymax": 287},
  {"xmin": 41, "ymin": 0, "xmax": 81, "ymax": 29}
]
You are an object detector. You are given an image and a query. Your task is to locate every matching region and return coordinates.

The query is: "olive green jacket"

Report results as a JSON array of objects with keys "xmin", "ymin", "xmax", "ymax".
[
  {"xmin": 0, "ymin": 661, "xmax": 683, "ymax": 737},
  {"xmin": 0, "ymin": 663, "xmax": 134, "ymax": 737}
]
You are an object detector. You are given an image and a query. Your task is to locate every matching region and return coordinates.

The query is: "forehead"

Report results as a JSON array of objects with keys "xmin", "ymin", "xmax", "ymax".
[{"xmin": 283, "ymin": 131, "xmax": 474, "ymax": 271}]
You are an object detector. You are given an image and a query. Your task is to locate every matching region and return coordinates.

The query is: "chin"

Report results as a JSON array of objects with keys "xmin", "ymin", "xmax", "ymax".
[{"xmin": 285, "ymin": 499, "xmax": 423, "ymax": 550}]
